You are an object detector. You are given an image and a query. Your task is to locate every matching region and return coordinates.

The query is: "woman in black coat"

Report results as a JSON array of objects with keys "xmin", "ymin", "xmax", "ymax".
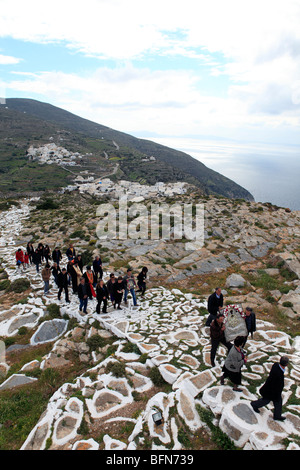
[
  {"xmin": 96, "ymin": 279, "xmax": 109, "ymax": 314},
  {"xmin": 26, "ymin": 242, "xmax": 34, "ymax": 264},
  {"xmin": 137, "ymin": 267, "xmax": 148, "ymax": 296},
  {"xmin": 51, "ymin": 262, "xmax": 61, "ymax": 286},
  {"xmin": 242, "ymin": 307, "xmax": 256, "ymax": 347},
  {"xmin": 43, "ymin": 245, "xmax": 51, "ymax": 264},
  {"xmin": 112, "ymin": 276, "xmax": 124, "ymax": 310}
]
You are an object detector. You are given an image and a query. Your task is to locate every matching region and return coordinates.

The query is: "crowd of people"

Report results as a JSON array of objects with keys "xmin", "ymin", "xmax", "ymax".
[
  {"xmin": 205, "ymin": 286, "xmax": 288, "ymax": 421},
  {"xmin": 15, "ymin": 242, "xmax": 149, "ymax": 315},
  {"xmin": 15, "ymin": 245, "xmax": 289, "ymax": 422}
]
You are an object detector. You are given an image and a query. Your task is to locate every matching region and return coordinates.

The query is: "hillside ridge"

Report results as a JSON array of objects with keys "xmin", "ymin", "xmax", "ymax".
[{"xmin": 0, "ymin": 98, "xmax": 254, "ymax": 201}]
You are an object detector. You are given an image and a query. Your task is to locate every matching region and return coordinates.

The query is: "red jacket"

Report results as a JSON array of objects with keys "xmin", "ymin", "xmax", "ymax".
[{"xmin": 16, "ymin": 250, "xmax": 24, "ymax": 263}]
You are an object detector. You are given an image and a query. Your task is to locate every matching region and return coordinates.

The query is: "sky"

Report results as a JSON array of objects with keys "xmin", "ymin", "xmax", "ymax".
[{"xmin": 0, "ymin": 0, "xmax": 300, "ymax": 153}]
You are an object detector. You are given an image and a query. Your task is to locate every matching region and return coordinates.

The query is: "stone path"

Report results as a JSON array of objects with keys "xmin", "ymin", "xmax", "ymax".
[{"xmin": 0, "ymin": 201, "xmax": 299, "ymax": 450}]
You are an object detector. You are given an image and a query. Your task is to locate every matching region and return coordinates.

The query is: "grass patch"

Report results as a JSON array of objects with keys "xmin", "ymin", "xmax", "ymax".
[
  {"xmin": 196, "ymin": 405, "xmax": 237, "ymax": 450},
  {"xmin": 9, "ymin": 278, "xmax": 30, "ymax": 294}
]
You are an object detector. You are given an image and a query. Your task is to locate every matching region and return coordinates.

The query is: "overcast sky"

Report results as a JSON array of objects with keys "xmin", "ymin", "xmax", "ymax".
[{"xmin": 0, "ymin": 0, "xmax": 300, "ymax": 149}]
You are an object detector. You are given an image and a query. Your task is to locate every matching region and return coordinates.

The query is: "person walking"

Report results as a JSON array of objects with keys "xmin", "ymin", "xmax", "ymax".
[
  {"xmin": 57, "ymin": 268, "xmax": 70, "ymax": 303},
  {"xmin": 75, "ymin": 254, "xmax": 83, "ymax": 272},
  {"xmin": 107, "ymin": 273, "xmax": 116, "ymax": 304},
  {"xmin": 123, "ymin": 268, "xmax": 138, "ymax": 307},
  {"xmin": 32, "ymin": 248, "xmax": 41, "ymax": 273},
  {"xmin": 242, "ymin": 307, "xmax": 256, "ymax": 347},
  {"xmin": 24, "ymin": 251, "xmax": 29, "ymax": 270},
  {"xmin": 16, "ymin": 248, "xmax": 25, "ymax": 271},
  {"xmin": 113, "ymin": 276, "xmax": 124, "ymax": 310},
  {"xmin": 83, "ymin": 266, "xmax": 96, "ymax": 299},
  {"xmin": 220, "ymin": 336, "xmax": 247, "ymax": 391},
  {"xmin": 78, "ymin": 277, "xmax": 88, "ymax": 314},
  {"xmin": 51, "ymin": 262, "xmax": 61, "ymax": 286},
  {"xmin": 41, "ymin": 263, "xmax": 52, "ymax": 295},
  {"xmin": 205, "ymin": 287, "xmax": 224, "ymax": 326},
  {"xmin": 37, "ymin": 243, "xmax": 44, "ymax": 263},
  {"xmin": 26, "ymin": 242, "xmax": 34, "ymax": 264},
  {"xmin": 137, "ymin": 267, "xmax": 148, "ymax": 297},
  {"xmin": 67, "ymin": 260, "xmax": 78, "ymax": 294},
  {"xmin": 52, "ymin": 247, "xmax": 62, "ymax": 267},
  {"xmin": 251, "ymin": 356, "xmax": 289, "ymax": 421},
  {"xmin": 93, "ymin": 255, "xmax": 103, "ymax": 283},
  {"xmin": 43, "ymin": 245, "xmax": 51, "ymax": 264},
  {"xmin": 96, "ymin": 279, "xmax": 109, "ymax": 314},
  {"xmin": 73, "ymin": 261, "xmax": 83, "ymax": 289},
  {"xmin": 209, "ymin": 313, "xmax": 232, "ymax": 367},
  {"xmin": 66, "ymin": 243, "xmax": 76, "ymax": 261}
]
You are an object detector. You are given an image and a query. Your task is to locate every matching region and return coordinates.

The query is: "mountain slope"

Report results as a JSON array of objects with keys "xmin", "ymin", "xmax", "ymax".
[{"xmin": 0, "ymin": 98, "xmax": 254, "ymax": 200}]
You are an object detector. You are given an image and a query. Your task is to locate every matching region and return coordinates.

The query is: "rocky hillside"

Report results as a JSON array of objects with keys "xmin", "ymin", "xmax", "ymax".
[
  {"xmin": 0, "ymin": 98, "xmax": 254, "ymax": 200},
  {"xmin": 0, "ymin": 191, "xmax": 299, "ymax": 451}
]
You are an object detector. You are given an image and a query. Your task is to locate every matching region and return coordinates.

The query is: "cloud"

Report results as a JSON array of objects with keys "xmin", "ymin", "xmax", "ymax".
[
  {"xmin": 1, "ymin": 0, "xmax": 299, "ymax": 142},
  {"xmin": 1, "ymin": 0, "xmax": 299, "ymax": 62},
  {"xmin": 0, "ymin": 54, "xmax": 21, "ymax": 65},
  {"xmin": 2, "ymin": 64, "xmax": 283, "ymax": 137}
]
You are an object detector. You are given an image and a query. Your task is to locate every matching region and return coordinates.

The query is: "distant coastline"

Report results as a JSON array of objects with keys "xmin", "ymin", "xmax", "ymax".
[{"xmin": 146, "ymin": 136, "xmax": 300, "ymax": 211}]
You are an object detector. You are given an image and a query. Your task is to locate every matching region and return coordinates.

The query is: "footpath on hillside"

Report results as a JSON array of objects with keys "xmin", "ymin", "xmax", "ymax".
[{"xmin": 0, "ymin": 200, "xmax": 299, "ymax": 451}]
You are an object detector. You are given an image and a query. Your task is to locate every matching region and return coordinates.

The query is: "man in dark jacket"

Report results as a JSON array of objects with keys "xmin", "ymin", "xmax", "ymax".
[
  {"xmin": 251, "ymin": 356, "xmax": 289, "ymax": 421},
  {"xmin": 205, "ymin": 287, "xmax": 224, "ymax": 326},
  {"xmin": 52, "ymin": 247, "xmax": 62, "ymax": 267},
  {"xmin": 57, "ymin": 268, "xmax": 70, "ymax": 303},
  {"xmin": 210, "ymin": 313, "xmax": 232, "ymax": 367},
  {"xmin": 78, "ymin": 277, "xmax": 88, "ymax": 314},
  {"xmin": 93, "ymin": 255, "xmax": 103, "ymax": 282},
  {"xmin": 32, "ymin": 248, "xmax": 42, "ymax": 273}
]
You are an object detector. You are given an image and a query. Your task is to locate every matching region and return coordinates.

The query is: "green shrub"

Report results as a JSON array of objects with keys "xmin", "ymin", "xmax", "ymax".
[
  {"xmin": 122, "ymin": 342, "xmax": 140, "ymax": 355},
  {"xmin": 18, "ymin": 326, "xmax": 28, "ymax": 336},
  {"xmin": 0, "ymin": 279, "xmax": 11, "ymax": 291},
  {"xmin": 280, "ymin": 268, "xmax": 297, "ymax": 281},
  {"xmin": 105, "ymin": 361, "xmax": 126, "ymax": 378},
  {"xmin": 138, "ymin": 353, "xmax": 148, "ymax": 364},
  {"xmin": 69, "ymin": 230, "xmax": 85, "ymax": 239},
  {"xmin": 279, "ymin": 285, "xmax": 291, "ymax": 294},
  {"xmin": 36, "ymin": 198, "xmax": 59, "ymax": 210},
  {"xmin": 46, "ymin": 304, "xmax": 61, "ymax": 318},
  {"xmin": 282, "ymin": 301, "xmax": 293, "ymax": 308},
  {"xmin": 3, "ymin": 337, "xmax": 16, "ymax": 347},
  {"xmin": 10, "ymin": 278, "xmax": 30, "ymax": 293},
  {"xmin": 80, "ymin": 249, "xmax": 94, "ymax": 266},
  {"xmin": 86, "ymin": 335, "xmax": 105, "ymax": 351},
  {"xmin": 149, "ymin": 367, "xmax": 167, "ymax": 387}
]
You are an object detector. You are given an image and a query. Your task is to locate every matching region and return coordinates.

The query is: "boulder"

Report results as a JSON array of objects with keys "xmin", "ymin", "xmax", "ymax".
[
  {"xmin": 219, "ymin": 402, "xmax": 259, "ymax": 447},
  {"xmin": 225, "ymin": 273, "xmax": 246, "ymax": 288},
  {"xmin": 0, "ymin": 373, "xmax": 37, "ymax": 391},
  {"xmin": 31, "ymin": 319, "xmax": 68, "ymax": 345}
]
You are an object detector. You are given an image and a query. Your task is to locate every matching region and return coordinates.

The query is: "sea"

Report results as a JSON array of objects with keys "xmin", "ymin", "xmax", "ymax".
[{"xmin": 146, "ymin": 137, "xmax": 300, "ymax": 211}]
